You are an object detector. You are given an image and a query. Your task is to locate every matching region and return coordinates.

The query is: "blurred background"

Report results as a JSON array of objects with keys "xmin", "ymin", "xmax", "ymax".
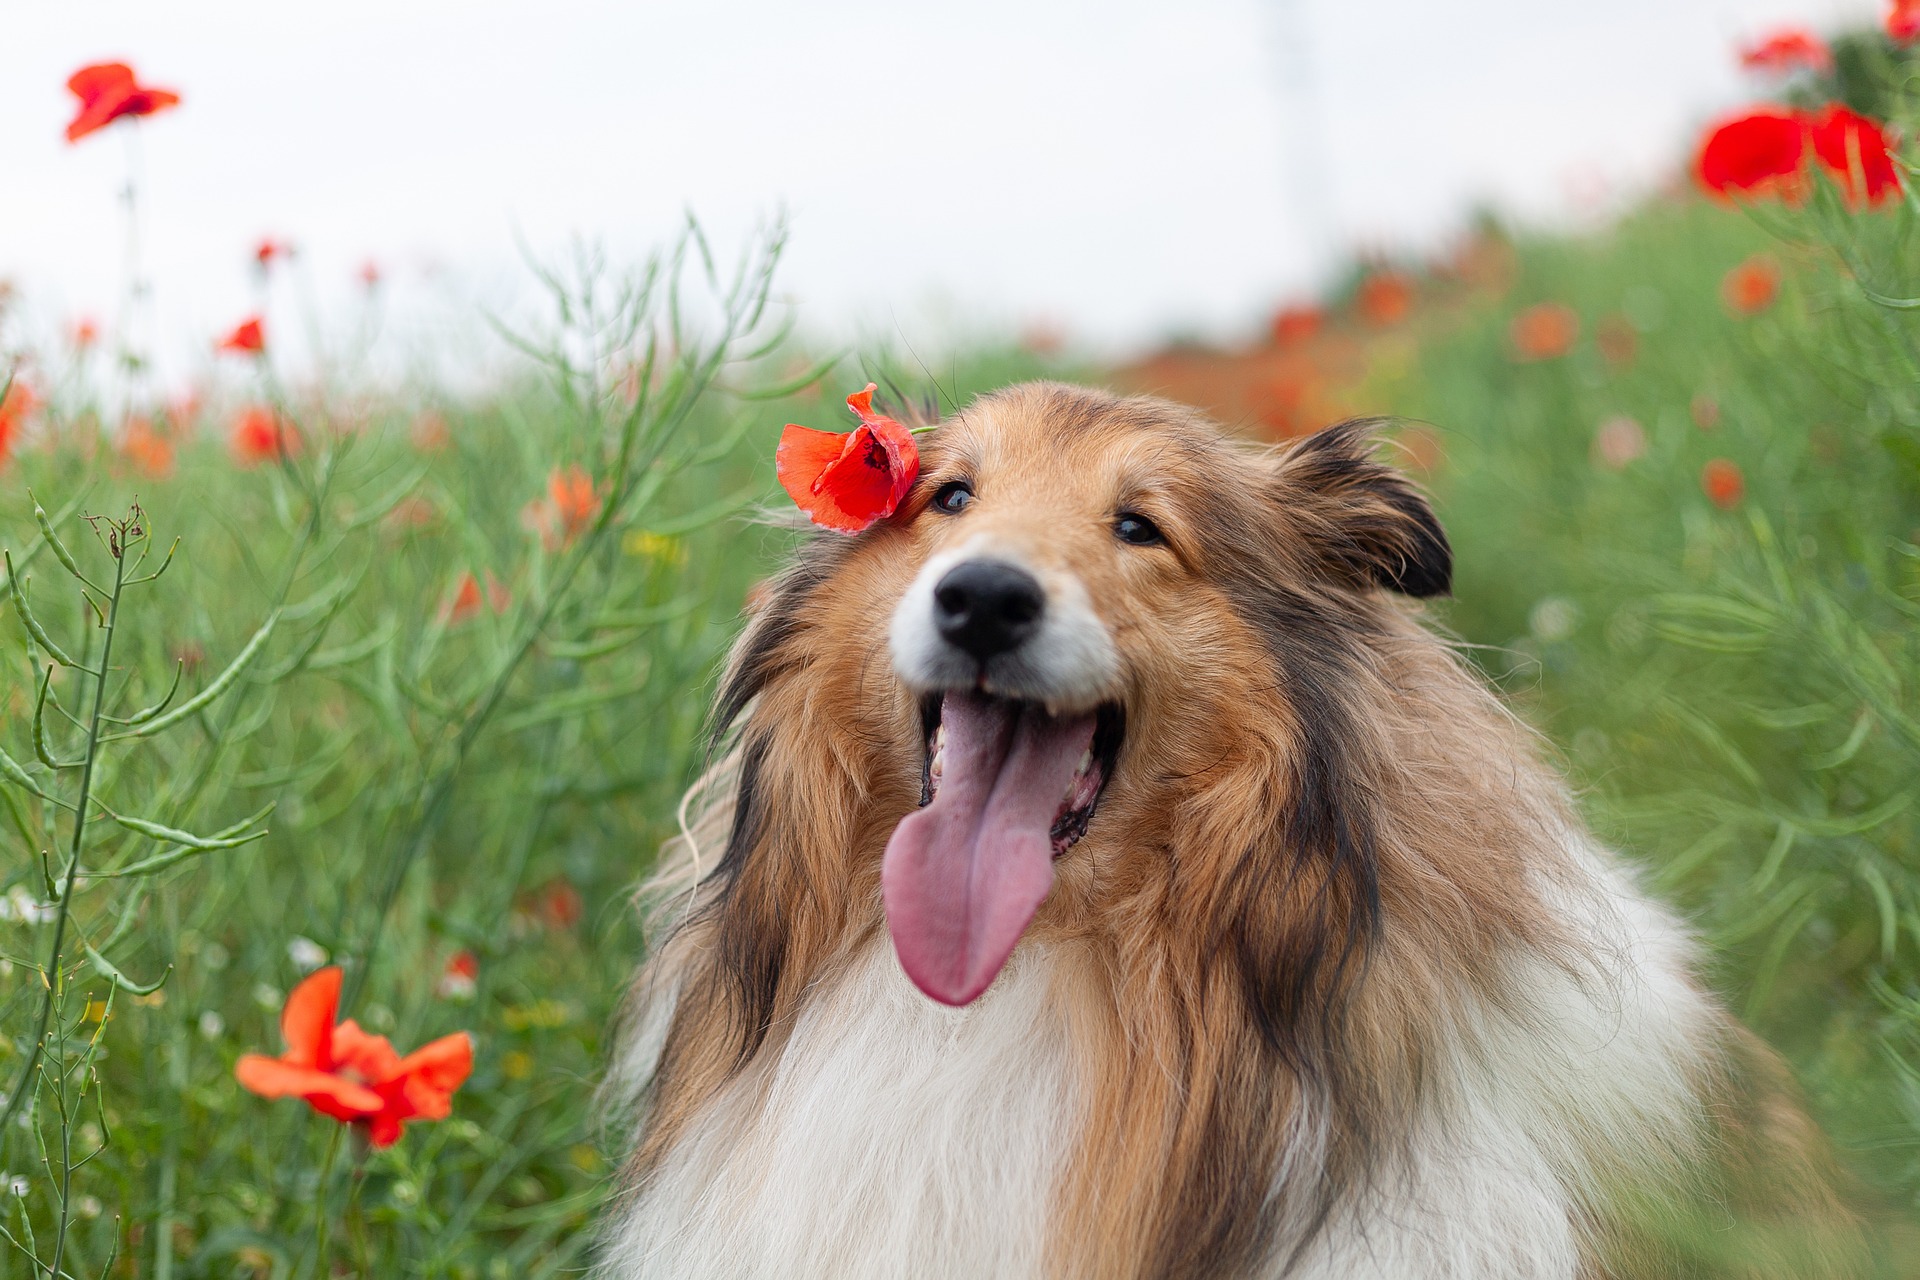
[{"xmin": 0, "ymin": 0, "xmax": 1886, "ymax": 373}]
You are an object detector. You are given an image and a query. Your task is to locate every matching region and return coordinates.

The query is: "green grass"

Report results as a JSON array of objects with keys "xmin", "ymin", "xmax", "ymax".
[
  {"xmin": 1371, "ymin": 187, "xmax": 1920, "ymax": 1242},
  {"xmin": 0, "ymin": 234, "xmax": 1064, "ymax": 1278},
  {"xmin": 9, "ymin": 59, "xmax": 1920, "ymax": 1278}
]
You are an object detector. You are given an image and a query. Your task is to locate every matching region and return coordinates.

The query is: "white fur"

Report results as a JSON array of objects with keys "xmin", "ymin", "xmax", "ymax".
[
  {"xmin": 1283, "ymin": 833, "xmax": 1715, "ymax": 1279},
  {"xmin": 600, "ymin": 829, "xmax": 1720, "ymax": 1279},
  {"xmin": 600, "ymin": 942, "xmax": 1079, "ymax": 1280},
  {"xmin": 889, "ymin": 536, "xmax": 1118, "ymax": 711}
]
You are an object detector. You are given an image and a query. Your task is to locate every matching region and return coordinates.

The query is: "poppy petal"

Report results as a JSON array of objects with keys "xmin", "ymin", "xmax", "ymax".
[
  {"xmin": 777, "ymin": 425, "xmax": 868, "ymax": 532},
  {"xmin": 394, "ymin": 1032, "xmax": 475, "ymax": 1106},
  {"xmin": 331, "ymin": 1019, "xmax": 405, "ymax": 1084},
  {"xmin": 234, "ymin": 1056, "xmax": 383, "ymax": 1116},
  {"xmin": 279, "ymin": 967, "xmax": 342, "ymax": 1069}
]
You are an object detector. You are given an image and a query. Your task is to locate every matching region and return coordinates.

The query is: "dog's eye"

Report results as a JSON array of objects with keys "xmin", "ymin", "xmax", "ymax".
[
  {"xmin": 1114, "ymin": 512, "xmax": 1164, "ymax": 547},
  {"xmin": 931, "ymin": 481, "xmax": 975, "ymax": 514}
]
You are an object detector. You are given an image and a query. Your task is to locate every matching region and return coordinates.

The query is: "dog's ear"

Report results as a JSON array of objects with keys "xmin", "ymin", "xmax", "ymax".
[{"xmin": 1270, "ymin": 420, "xmax": 1451, "ymax": 598}]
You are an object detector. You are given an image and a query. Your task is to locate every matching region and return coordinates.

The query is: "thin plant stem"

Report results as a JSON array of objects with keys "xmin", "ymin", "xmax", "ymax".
[
  {"xmin": 309, "ymin": 1121, "xmax": 344, "ymax": 1280},
  {"xmin": 32, "ymin": 530, "xmax": 130, "ymax": 1280}
]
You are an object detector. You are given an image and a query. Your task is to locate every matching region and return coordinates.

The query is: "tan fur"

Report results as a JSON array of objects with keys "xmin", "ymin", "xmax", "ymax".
[{"xmin": 612, "ymin": 383, "xmax": 1865, "ymax": 1278}]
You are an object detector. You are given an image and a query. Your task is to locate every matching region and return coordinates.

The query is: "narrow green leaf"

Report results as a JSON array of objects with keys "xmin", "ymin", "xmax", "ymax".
[
  {"xmin": 102, "ymin": 610, "xmax": 280, "ymax": 740},
  {"xmin": 4, "ymin": 551, "xmax": 87, "ymax": 671},
  {"xmin": 85, "ymin": 945, "xmax": 169, "ymax": 996},
  {"xmin": 28, "ymin": 491, "xmax": 100, "ymax": 592}
]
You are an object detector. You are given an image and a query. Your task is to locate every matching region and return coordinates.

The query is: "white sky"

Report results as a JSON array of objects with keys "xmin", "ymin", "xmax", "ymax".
[{"xmin": 0, "ymin": 0, "xmax": 1881, "ymax": 388}]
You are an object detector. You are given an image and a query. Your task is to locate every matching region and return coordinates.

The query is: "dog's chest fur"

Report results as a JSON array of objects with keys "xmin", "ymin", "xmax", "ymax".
[
  {"xmin": 602, "ymin": 941, "xmax": 1080, "ymax": 1280},
  {"xmin": 600, "ymin": 836, "xmax": 1716, "ymax": 1280}
]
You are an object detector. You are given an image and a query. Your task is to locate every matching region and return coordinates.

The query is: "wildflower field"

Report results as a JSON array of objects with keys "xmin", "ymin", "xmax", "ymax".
[{"xmin": 9, "ymin": 15, "xmax": 1920, "ymax": 1279}]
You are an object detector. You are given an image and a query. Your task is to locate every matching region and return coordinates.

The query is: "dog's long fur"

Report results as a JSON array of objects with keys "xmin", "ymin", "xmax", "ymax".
[{"xmin": 598, "ymin": 384, "xmax": 1865, "ymax": 1278}]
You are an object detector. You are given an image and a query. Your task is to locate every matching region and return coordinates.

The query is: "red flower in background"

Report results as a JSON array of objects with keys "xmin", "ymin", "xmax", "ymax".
[
  {"xmin": 254, "ymin": 239, "xmax": 295, "ymax": 269},
  {"xmin": 217, "ymin": 317, "xmax": 266, "ymax": 356},
  {"xmin": 549, "ymin": 466, "xmax": 598, "ymax": 541},
  {"xmin": 519, "ymin": 466, "xmax": 600, "ymax": 550},
  {"xmin": 1738, "ymin": 28, "xmax": 1831, "ymax": 74},
  {"xmin": 1510, "ymin": 303, "xmax": 1580, "ymax": 361},
  {"xmin": 1807, "ymin": 105, "xmax": 1900, "ymax": 206},
  {"xmin": 0, "ymin": 381, "xmax": 37, "ymax": 471},
  {"xmin": 64, "ymin": 63, "xmax": 180, "ymax": 143},
  {"xmin": 442, "ymin": 570, "xmax": 510, "ymax": 625},
  {"xmin": 776, "ymin": 383, "xmax": 920, "ymax": 534},
  {"xmin": 236, "ymin": 967, "xmax": 473, "ymax": 1149},
  {"xmin": 537, "ymin": 878, "xmax": 583, "ymax": 931},
  {"xmin": 1695, "ymin": 104, "xmax": 1900, "ymax": 206},
  {"xmin": 358, "ymin": 261, "xmax": 382, "ymax": 290},
  {"xmin": 1356, "ymin": 271, "xmax": 1415, "ymax": 327},
  {"xmin": 121, "ymin": 417, "xmax": 174, "ymax": 479},
  {"xmin": 72, "ymin": 318, "xmax": 99, "ymax": 349},
  {"xmin": 230, "ymin": 406, "xmax": 298, "ymax": 466},
  {"xmin": 1701, "ymin": 458, "xmax": 1746, "ymax": 509},
  {"xmin": 437, "ymin": 951, "xmax": 479, "ymax": 1001},
  {"xmin": 1722, "ymin": 255, "xmax": 1781, "ymax": 315},
  {"xmin": 1889, "ymin": 0, "xmax": 1920, "ymax": 43},
  {"xmin": 1696, "ymin": 109, "xmax": 1809, "ymax": 200},
  {"xmin": 1271, "ymin": 305, "xmax": 1324, "ymax": 348}
]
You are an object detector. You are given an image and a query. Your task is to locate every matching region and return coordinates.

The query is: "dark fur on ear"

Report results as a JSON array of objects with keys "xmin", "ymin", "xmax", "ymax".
[{"xmin": 1274, "ymin": 419, "xmax": 1452, "ymax": 598}]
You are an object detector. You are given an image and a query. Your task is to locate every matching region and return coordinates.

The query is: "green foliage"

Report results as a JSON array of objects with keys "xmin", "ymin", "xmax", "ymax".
[
  {"xmin": 1376, "ymin": 170, "xmax": 1920, "ymax": 1230},
  {"xmin": 0, "ymin": 225, "xmax": 1066, "ymax": 1276}
]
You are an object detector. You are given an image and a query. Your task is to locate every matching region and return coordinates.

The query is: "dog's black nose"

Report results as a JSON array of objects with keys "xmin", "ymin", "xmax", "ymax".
[{"xmin": 933, "ymin": 560, "xmax": 1044, "ymax": 660}]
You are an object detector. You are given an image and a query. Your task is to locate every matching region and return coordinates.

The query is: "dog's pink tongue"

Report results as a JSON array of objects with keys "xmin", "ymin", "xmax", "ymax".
[{"xmin": 883, "ymin": 693, "xmax": 1096, "ymax": 1006}]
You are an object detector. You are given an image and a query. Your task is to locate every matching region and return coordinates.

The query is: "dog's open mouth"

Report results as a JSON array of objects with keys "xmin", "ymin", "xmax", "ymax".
[
  {"xmin": 881, "ymin": 692, "xmax": 1124, "ymax": 1006},
  {"xmin": 918, "ymin": 694, "xmax": 1124, "ymax": 856}
]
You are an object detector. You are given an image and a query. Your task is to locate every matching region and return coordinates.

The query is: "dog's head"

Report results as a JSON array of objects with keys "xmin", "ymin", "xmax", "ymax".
[{"xmin": 754, "ymin": 382, "xmax": 1447, "ymax": 1006}]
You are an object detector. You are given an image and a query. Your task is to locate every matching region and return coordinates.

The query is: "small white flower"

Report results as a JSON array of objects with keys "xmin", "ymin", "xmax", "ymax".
[
  {"xmin": 198, "ymin": 1010, "xmax": 225, "ymax": 1040},
  {"xmin": 252, "ymin": 983, "xmax": 283, "ymax": 1010},
  {"xmin": 286, "ymin": 937, "xmax": 328, "ymax": 973},
  {"xmin": 77, "ymin": 1195, "xmax": 102, "ymax": 1218},
  {"xmin": 8, "ymin": 1176, "xmax": 27, "ymax": 1197},
  {"xmin": 3, "ymin": 888, "xmax": 55, "ymax": 925}
]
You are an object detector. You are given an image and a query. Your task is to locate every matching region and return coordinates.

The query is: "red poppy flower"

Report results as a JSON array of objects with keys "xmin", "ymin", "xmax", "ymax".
[
  {"xmin": 121, "ymin": 417, "xmax": 174, "ymax": 479},
  {"xmin": 230, "ymin": 406, "xmax": 298, "ymax": 466},
  {"xmin": 444, "ymin": 573, "xmax": 484, "ymax": 626},
  {"xmin": 1738, "ymin": 28, "xmax": 1831, "ymax": 75},
  {"xmin": 537, "ymin": 878, "xmax": 583, "ymax": 930},
  {"xmin": 358, "ymin": 261, "xmax": 382, "ymax": 289},
  {"xmin": 1510, "ymin": 303, "xmax": 1580, "ymax": 361},
  {"xmin": 1701, "ymin": 458, "xmax": 1745, "ymax": 509},
  {"xmin": 1695, "ymin": 110, "xmax": 1810, "ymax": 201},
  {"xmin": 254, "ymin": 239, "xmax": 294, "ymax": 268},
  {"xmin": 236, "ymin": 968, "xmax": 473, "ymax": 1149},
  {"xmin": 0, "ymin": 381, "xmax": 36, "ymax": 471},
  {"xmin": 217, "ymin": 317, "xmax": 266, "ymax": 356},
  {"xmin": 776, "ymin": 383, "xmax": 920, "ymax": 534},
  {"xmin": 1807, "ymin": 105, "xmax": 1900, "ymax": 207},
  {"xmin": 1889, "ymin": 0, "xmax": 1920, "ymax": 43},
  {"xmin": 72, "ymin": 318, "xmax": 99, "ymax": 349},
  {"xmin": 1722, "ymin": 255, "xmax": 1781, "ymax": 315},
  {"xmin": 64, "ymin": 63, "xmax": 180, "ymax": 144},
  {"xmin": 441, "ymin": 570, "xmax": 510, "ymax": 625},
  {"xmin": 1356, "ymin": 272, "xmax": 1414, "ymax": 327},
  {"xmin": 437, "ymin": 951, "xmax": 479, "ymax": 1000},
  {"xmin": 550, "ymin": 466, "xmax": 598, "ymax": 540},
  {"xmin": 1271, "ymin": 305, "xmax": 1323, "ymax": 347}
]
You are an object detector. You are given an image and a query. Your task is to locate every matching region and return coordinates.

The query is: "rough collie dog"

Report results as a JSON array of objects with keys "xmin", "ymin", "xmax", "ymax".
[{"xmin": 600, "ymin": 383, "xmax": 1864, "ymax": 1278}]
